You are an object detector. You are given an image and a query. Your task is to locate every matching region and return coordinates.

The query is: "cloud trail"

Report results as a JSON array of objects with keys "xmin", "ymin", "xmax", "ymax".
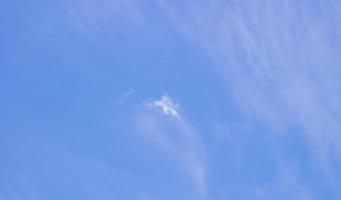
[
  {"xmin": 162, "ymin": 0, "xmax": 341, "ymax": 158},
  {"xmin": 135, "ymin": 95, "xmax": 207, "ymax": 195},
  {"xmin": 157, "ymin": 0, "xmax": 341, "ymax": 196}
]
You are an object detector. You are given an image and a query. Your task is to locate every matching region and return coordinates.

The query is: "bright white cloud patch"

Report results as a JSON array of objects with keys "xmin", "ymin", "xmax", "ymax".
[{"xmin": 148, "ymin": 95, "xmax": 180, "ymax": 119}]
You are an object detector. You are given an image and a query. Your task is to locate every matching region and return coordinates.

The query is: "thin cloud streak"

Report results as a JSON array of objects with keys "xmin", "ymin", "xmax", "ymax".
[
  {"xmin": 162, "ymin": 0, "xmax": 341, "ymax": 157},
  {"xmin": 158, "ymin": 0, "xmax": 341, "ymax": 196},
  {"xmin": 135, "ymin": 95, "xmax": 207, "ymax": 195}
]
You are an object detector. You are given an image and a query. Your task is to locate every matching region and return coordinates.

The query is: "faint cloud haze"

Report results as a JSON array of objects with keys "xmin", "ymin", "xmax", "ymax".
[
  {"xmin": 156, "ymin": 0, "xmax": 341, "ymax": 197},
  {"xmin": 161, "ymin": 0, "xmax": 341, "ymax": 167}
]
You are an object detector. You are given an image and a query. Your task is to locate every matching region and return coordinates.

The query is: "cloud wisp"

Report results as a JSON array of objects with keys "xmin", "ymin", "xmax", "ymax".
[
  {"xmin": 157, "ymin": 0, "xmax": 341, "ymax": 196},
  {"xmin": 135, "ymin": 95, "xmax": 207, "ymax": 196}
]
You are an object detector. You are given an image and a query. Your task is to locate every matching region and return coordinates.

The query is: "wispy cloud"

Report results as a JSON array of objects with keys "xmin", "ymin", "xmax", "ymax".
[
  {"xmin": 135, "ymin": 95, "xmax": 207, "ymax": 195},
  {"xmin": 158, "ymin": 0, "xmax": 341, "ymax": 195}
]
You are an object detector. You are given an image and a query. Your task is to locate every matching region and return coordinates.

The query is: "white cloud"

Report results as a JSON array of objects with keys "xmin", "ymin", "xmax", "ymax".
[
  {"xmin": 135, "ymin": 95, "xmax": 207, "ymax": 195},
  {"xmin": 148, "ymin": 95, "xmax": 180, "ymax": 119}
]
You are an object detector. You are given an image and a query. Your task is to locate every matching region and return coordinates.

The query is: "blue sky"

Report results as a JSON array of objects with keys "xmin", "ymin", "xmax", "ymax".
[{"xmin": 2, "ymin": 0, "xmax": 341, "ymax": 199}]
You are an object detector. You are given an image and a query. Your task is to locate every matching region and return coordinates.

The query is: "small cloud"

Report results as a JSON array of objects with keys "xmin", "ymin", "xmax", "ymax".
[{"xmin": 148, "ymin": 95, "xmax": 180, "ymax": 119}]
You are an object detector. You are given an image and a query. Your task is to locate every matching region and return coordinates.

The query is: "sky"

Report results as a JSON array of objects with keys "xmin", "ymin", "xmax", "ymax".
[{"xmin": 1, "ymin": 0, "xmax": 341, "ymax": 199}]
